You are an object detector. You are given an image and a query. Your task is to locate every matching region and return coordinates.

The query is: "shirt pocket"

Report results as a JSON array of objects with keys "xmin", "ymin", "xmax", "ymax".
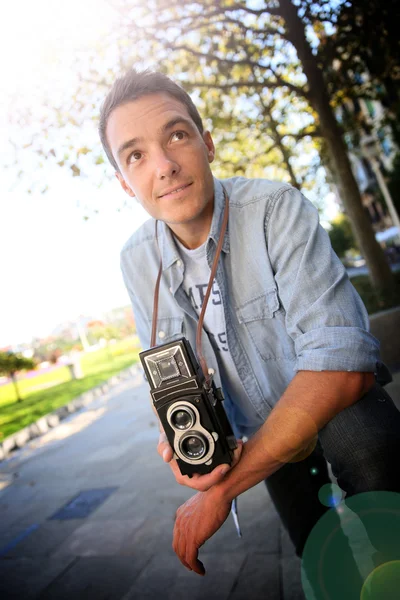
[
  {"xmin": 149, "ymin": 316, "xmax": 184, "ymax": 346},
  {"xmin": 236, "ymin": 290, "xmax": 295, "ymax": 361}
]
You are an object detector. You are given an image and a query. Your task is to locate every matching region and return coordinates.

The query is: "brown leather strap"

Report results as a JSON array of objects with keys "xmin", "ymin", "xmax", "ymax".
[
  {"xmin": 150, "ymin": 220, "xmax": 163, "ymax": 348},
  {"xmin": 151, "ymin": 188, "xmax": 229, "ymax": 385},
  {"xmin": 196, "ymin": 189, "xmax": 229, "ymax": 385}
]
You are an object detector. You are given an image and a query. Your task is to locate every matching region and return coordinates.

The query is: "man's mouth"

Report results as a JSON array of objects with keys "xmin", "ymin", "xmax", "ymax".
[{"xmin": 159, "ymin": 182, "xmax": 192, "ymax": 198}]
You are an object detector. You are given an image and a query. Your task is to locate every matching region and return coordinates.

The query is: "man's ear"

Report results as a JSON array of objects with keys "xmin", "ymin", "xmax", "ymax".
[
  {"xmin": 115, "ymin": 171, "xmax": 135, "ymax": 197},
  {"xmin": 203, "ymin": 130, "xmax": 215, "ymax": 163}
]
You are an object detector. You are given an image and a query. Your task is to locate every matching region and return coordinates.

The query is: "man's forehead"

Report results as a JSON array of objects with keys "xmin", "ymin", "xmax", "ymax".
[{"xmin": 110, "ymin": 93, "xmax": 192, "ymax": 127}]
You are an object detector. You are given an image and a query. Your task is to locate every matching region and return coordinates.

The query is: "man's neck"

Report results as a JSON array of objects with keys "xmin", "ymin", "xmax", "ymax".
[{"xmin": 168, "ymin": 199, "xmax": 214, "ymax": 250}]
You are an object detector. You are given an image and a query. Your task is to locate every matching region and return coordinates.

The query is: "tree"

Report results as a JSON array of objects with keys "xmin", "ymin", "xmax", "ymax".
[
  {"xmin": 8, "ymin": 1, "xmax": 399, "ymax": 301},
  {"xmin": 328, "ymin": 214, "xmax": 359, "ymax": 259},
  {"xmin": 321, "ymin": 0, "xmax": 400, "ymax": 116},
  {"xmin": 0, "ymin": 352, "xmax": 36, "ymax": 402},
  {"xmin": 108, "ymin": 0, "xmax": 399, "ymax": 299}
]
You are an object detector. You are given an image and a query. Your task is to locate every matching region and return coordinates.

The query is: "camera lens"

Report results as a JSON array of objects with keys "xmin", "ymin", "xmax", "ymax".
[
  {"xmin": 180, "ymin": 434, "xmax": 208, "ymax": 460},
  {"xmin": 170, "ymin": 406, "xmax": 194, "ymax": 430}
]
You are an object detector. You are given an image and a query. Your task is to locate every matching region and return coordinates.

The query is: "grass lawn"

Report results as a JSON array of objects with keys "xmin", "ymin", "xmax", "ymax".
[{"xmin": 0, "ymin": 338, "xmax": 141, "ymax": 441}]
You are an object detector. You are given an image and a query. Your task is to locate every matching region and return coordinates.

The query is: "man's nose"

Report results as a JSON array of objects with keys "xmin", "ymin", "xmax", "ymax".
[{"xmin": 155, "ymin": 151, "xmax": 180, "ymax": 180}]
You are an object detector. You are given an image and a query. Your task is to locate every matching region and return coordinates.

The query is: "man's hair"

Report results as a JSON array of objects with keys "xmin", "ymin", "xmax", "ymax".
[{"xmin": 99, "ymin": 69, "xmax": 204, "ymax": 171}]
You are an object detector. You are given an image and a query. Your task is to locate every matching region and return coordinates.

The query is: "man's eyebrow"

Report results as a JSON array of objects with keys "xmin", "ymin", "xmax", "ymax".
[
  {"xmin": 117, "ymin": 117, "xmax": 195, "ymax": 159},
  {"xmin": 160, "ymin": 116, "xmax": 195, "ymax": 133},
  {"xmin": 117, "ymin": 137, "xmax": 141, "ymax": 159}
]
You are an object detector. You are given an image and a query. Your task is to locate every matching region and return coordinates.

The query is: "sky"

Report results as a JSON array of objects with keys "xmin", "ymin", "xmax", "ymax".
[
  {"xmin": 0, "ymin": 0, "xmax": 150, "ymax": 347},
  {"xmin": 0, "ymin": 178, "xmax": 149, "ymax": 347},
  {"xmin": 0, "ymin": 0, "xmax": 340, "ymax": 348}
]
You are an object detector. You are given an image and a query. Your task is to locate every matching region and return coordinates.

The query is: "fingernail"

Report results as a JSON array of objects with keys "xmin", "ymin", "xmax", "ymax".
[
  {"xmin": 163, "ymin": 449, "xmax": 169, "ymax": 461},
  {"xmin": 219, "ymin": 466, "xmax": 230, "ymax": 476}
]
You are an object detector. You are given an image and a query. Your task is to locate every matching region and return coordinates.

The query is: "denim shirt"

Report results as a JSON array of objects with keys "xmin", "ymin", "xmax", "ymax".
[{"xmin": 120, "ymin": 177, "xmax": 381, "ymax": 431}]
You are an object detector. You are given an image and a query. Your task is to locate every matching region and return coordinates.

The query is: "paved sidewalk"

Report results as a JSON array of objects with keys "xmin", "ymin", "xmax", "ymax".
[{"xmin": 0, "ymin": 369, "xmax": 399, "ymax": 600}]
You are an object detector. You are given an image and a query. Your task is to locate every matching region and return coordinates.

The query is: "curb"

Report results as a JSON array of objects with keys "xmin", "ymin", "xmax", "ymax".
[{"xmin": 0, "ymin": 363, "xmax": 143, "ymax": 462}]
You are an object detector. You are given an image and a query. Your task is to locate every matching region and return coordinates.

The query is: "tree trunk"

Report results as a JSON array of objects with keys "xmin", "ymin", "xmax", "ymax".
[
  {"xmin": 279, "ymin": 0, "xmax": 395, "ymax": 299},
  {"xmin": 11, "ymin": 373, "xmax": 22, "ymax": 402},
  {"xmin": 269, "ymin": 114, "xmax": 299, "ymax": 188}
]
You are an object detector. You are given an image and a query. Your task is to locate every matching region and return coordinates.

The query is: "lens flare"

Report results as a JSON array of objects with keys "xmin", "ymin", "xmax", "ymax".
[
  {"xmin": 361, "ymin": 560, "xmax": 400, "ymax": 599},
  {"xmin": 318, "ymin": 483, "xmax": 343, "ymax": 507},
  {"xmin": 301, "ymin": 492, "xmax": 400, "ymax": 600}
]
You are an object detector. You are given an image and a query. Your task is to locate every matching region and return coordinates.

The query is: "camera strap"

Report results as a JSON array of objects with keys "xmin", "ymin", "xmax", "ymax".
[{"xmin": 152, "ymin": 187, "xmax": 229, "ymax": 387}]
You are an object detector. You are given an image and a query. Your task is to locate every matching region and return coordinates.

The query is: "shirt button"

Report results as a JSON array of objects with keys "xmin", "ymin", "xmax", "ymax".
[
  {"xmin": 169, "ymin": 287, "xmax": 173, "ymax": 294},
  {"xmin": 177, "ymin": 260, "xmax": 182, "ymax": 267},
  {"xmin": 158, "ymin": 331, "xmax": 166, "ymax": 339},
  {"xmin": 208, "ymin": 368, "xmax": 215, "ymax": 375}
]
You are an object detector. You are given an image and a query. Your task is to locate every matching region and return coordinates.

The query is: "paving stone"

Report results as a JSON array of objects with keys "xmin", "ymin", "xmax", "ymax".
[
  {"xmin": 2, "ymin": 437, "xmax": 16, "ymax": 455},
  {"xmin": 35, "ymin": 417, "xmax": 49, "ymax": 434},
  {"xmin": 49, "ymin": 487, "xmax": 119, "ymax": 520},
  {"xmin": 93, "ymin": 483, "xmax": 193, "ymax": 523},
  {"xmin": 52, "ymin": 517, "xmax": 147, "ymax": 558},
  {"xmin": 87, "ymin": 490, "xmax": 139, "ymax": 520},
  {"xmin": 5, "ymin": 520, "xmax": 83, "ymax": 558},
  {"xmin": 281, "ymin": 525, "xmax": 297, "ymax": 558},
  {"xmin": 14, "ymin": 428, "xmax": 31, "ymax": 448},
  {"xmin": 229, "ymin": 552, "xmax": 280, "ymax": 600},
  {"xmin": 0, "ymin": 372, "xmax": 335, "ymax": 600},
  {"xmin": 0, "ymin": 483, "xmax": 41, "ymax": 528},
  {"xmin": 0, "ymin": 556, "xmax": 76, "ymax": 600},
  {"xmin": 2, "ymin": 486, "xmax": 77, "ymax": 528},
  {"xmin": 117, "ymin": 515, "xmax": 177, "ymax": 556},
  {"xmin": 47, "ymin": 414, "xmax": 60, "ymax": 428},
  {"xmin": 0, "ymin": 523, "xmax": 38, "ymax": 557},
  {"xmin": 121, "ymin": 551, "xmax": 247, "ymax": 600},
  {"xmin": 39, "ymin": 556, "xmax": 147, "ymax": 600}
]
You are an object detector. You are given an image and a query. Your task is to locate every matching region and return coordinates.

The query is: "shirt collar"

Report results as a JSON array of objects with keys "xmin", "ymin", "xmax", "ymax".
[
  {"xmin": 158, "ymin": 177, "xmax": 230, "ymax": 271},
  {"xmin": 208, "ymin": 177, "xmax": 230, "ymax": 255}
]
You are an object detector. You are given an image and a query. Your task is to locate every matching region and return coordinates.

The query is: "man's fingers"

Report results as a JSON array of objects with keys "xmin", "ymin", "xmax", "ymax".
[
  {"xmin": 160, "ymin": 437, "xmax": 244, "ymax": 489},
  {"xmin": 188, "ymin": 464, "xmax": 231, "ymax": 491},
  {"xmin": 231, "ymin": 439, "xmax": 244, "ymax": 467},
  {"xmin": 175, "ymin": 439, "xmax": 244, "ymax": 491},
  {"xmin": 173, "ymin": 527, "xmax": 192, "ymax": 572},
  {"xmin": 157, "ymin": 431, "xmax": 173, "ymax": 462},
  {"xmin": 186, "ymin": 544, "xmax": 205, "ymax": 576},
  {"xmin": 174, "ymin": 520, "xmax": 204, "ymax": 576}
]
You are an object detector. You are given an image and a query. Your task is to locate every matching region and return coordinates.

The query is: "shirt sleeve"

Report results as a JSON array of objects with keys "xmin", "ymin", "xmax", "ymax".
[{"xmin": 265, "ymin": 186, "xmax": 380, "ymax": 372}]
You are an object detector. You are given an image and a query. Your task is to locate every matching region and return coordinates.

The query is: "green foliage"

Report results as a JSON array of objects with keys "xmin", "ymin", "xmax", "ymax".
[
  {"xmin": 86, "ymin": 323, "xmax": 123, "ymax": 345},
  {"xmin": 0, "ymin": 352, "xmax": 35, "ymax": 377},
  {"xmin": 328, "ymin": 214, "xmax": 359, "ymax": 258},
  {"xmin": 351, "ymin": 271, "xmax": 400, "ymax": 314},
  {"xmin": 0, "ymin": 338, "xmax": 140, "ymax": 440},
  {"xmin": 0, "ymin": 351, "xmax": 36, "ymax": 403}
]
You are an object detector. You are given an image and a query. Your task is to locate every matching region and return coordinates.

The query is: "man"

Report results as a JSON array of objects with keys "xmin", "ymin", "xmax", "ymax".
[{"xmin": 99, "ymin": 69, "xmax": 400, "ymax": 585}]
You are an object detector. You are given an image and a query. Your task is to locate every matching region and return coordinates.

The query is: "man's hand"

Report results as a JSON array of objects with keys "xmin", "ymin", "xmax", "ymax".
[
  {"xmin": 157, "ymin": 430, "xmax": 243, "ymax": 491},
  {"xmin": 172, "ymin": 488, "xmax": 231, "ymax": 575}
]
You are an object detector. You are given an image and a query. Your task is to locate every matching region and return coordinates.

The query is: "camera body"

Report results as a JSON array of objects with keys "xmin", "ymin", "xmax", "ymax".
[{"xmin": 139, "ymin": 337, "xmax": 237, "ymax": 477}]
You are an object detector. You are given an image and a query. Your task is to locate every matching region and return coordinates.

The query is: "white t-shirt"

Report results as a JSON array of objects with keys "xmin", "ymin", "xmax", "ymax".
[{"xmin": 174, "ymin": 237, "xmax": 264, "ymax": 438}]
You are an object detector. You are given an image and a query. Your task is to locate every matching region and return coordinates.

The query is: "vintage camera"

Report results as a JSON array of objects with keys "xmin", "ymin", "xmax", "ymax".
[{"xmin": 139, "ymin": 337, "xmax": 237, "ymax": 477}]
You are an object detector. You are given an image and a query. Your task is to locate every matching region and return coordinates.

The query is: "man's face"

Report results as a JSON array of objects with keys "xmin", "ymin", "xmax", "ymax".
[{"xmin": 106, "ymin": 93, "xmax": 215, "ymax": 226}]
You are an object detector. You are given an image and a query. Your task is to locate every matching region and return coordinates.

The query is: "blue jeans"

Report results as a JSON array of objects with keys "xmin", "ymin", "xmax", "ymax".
[{"xmin": 265, "ymin": 382, "xmax": 400, "ymax": 556}]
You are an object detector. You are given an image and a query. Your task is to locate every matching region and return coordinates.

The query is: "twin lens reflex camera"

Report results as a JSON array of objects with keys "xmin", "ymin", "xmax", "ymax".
[{"xmin": 139, "ymin": 338, "xmax": 237, "ymax": 477}]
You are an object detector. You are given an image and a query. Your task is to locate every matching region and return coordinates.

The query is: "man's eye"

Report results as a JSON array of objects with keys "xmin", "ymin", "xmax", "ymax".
[
  {"xmin": 129, "ymin": 151, "xmax": 142, "ymax": 163},
  {"xmin": 171, "ymin": 131, "xmax": 186, "ymax": 142}
]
